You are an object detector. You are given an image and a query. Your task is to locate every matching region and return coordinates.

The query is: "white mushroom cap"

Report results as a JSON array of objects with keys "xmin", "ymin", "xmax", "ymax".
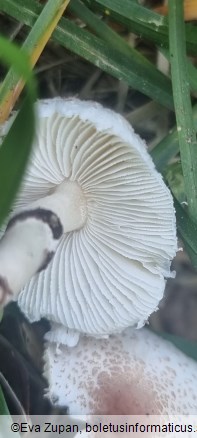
[
  {"xmin": 43, "ymin": 327, "xmax": 197, "ymax": 415},
  {"xmin": 12, "ymin": 98, "xmax": 177, "ymax": 337}
]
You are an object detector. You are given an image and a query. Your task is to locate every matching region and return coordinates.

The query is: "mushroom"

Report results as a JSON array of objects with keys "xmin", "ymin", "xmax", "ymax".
[
  {"xmin": 0, "ymin": 98, "xmax": 177, "ymax": 340},
  {"xmin": 0, "ymin": 209, "xmax": 64, "ymax": 306},
  {"xmin": 43, "ymin": 327, "xmax": 197, "ymax": 415}
]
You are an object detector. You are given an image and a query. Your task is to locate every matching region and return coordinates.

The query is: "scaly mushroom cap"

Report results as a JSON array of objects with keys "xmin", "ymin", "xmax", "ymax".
[
  {"xmin": 15, "ymin": 98, "xmax": 177, "ymax": 337},
  {"xmin": 44, "ymin": 327, "xmax": 197, "ymax": 415}
]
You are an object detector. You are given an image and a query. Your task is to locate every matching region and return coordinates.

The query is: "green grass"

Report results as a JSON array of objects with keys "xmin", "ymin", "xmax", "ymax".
[
  {"xmin": 0, "ymin": 36, "xmax": 37, "ymax": 226},
  {"xmin": 0, "ymin": 385, "xmax": 9, "ymax": 415},
  {"xmin": 169, "ymin": 0, "xmax": 197, "ymax": 224}
]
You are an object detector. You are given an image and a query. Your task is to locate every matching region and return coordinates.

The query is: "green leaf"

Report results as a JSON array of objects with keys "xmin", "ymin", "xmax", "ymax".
[{"xmin": 0, "ymin": 36, "xmax": 37, "ymax": 226}]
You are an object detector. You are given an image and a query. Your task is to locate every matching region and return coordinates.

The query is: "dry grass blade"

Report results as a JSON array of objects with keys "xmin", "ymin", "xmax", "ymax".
[{"xmin": 0, "ymin": 0, "xmax": 70, "ymax": 123}]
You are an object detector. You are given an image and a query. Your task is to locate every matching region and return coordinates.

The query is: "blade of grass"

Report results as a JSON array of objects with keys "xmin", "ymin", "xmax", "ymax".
[
  {"xmin": 158, "ymin": 46, "xmax": 197, "ymax": 95},
  {"xmin": 0, "ymin": 100, "xmax": 35, "ymax": 226},
  {"xmin": 0, "ymin": 385, "xmax": 21, "ymax": 438},
  {"xmin": 152, "ymin": 149, "xmax": 197, "ymax": 268},
  {"xmin": 0, "ymin": 0, "xmax": 70, "ymax": 123},
  {"xmin": 177, "ymin": 59, "xmax": 197, "ymax": 95},
  {"xmin": 55, "ymin": 19, "xmax": 173, "ymax": 108},
  {"xmin": 0, "ymin": 36, "xmax": 36, "ymax": 102},
  {"xmin": 0, "ymin": 36, "xmax": 36, "ymax": 225},
  {"xmin": 69, "ymin": 0, "xmax": 173, "ymax": 105},
  {"xmin": 173, "ymin": 196, "xmax": 197, "ymax": 268},
  {"xmin": 70, "ymin": 0, "xmax": 144, "ymax": 58},
  {"xmin": 0, "ymin": 0, "xmax": 174, "ymax": 109},
  {"xmin": 84, "ymin": 0, "xmax": 197, "ymax": 56},
  {"xmin": 165, "ymin": 162, "xmax": 185, "ymax": 204},
  {"xmin": 169, "ymin": 0, "xmax": 197, "ymax": 224},
  {"xmin": 84, "ymin": 0, "xmax": 169, "ymax": 47},
  {"xmin": 0, "ymin": 385, "xmax": 9, "ymax": 415},
  {"xmin": 151, "ymin": 103, "xmax": 197, "ymax": 172},
  {"xmin": 151, "ymin": 129, "xmax": 179, "ymax": 173}
]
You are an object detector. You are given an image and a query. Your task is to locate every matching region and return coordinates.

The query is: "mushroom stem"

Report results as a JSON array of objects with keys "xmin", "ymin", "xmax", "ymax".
[
  {"xmin": 0, "ymin": 209, "xmax": 63, "ymax": 306},
  {"xmin": 27, "ymin": 180, "xmax": 87, "ymax": 233},
  {"xmin": 0, "ymin": 180, "xmax": 87, "ymax": 306}
]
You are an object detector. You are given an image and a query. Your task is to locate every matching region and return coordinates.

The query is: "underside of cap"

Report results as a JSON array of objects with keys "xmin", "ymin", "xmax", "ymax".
[
  {"xmin": 43, "ymin": 327, "xmax": 197, "ymax": 415},
  {"xmin": 15, "ymin": 98, "xmax": 177, "ymax": 337}
]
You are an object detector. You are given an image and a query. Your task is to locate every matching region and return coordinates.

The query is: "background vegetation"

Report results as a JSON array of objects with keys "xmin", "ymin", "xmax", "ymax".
[{"xmin": 0, "ymin": 0, "xmax": 197, "ymax": 416}]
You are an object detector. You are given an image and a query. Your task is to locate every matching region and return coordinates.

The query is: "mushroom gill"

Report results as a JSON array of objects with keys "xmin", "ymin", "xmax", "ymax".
[{"xmin": 1, "ymin": 98, "xmax": 177, "ymax": 337}]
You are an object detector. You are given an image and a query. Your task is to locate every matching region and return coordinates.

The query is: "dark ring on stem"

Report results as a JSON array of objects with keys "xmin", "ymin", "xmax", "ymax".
[{"xmin": 7, "ymin": 208, "xmax": 63, "ymax": 240}]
